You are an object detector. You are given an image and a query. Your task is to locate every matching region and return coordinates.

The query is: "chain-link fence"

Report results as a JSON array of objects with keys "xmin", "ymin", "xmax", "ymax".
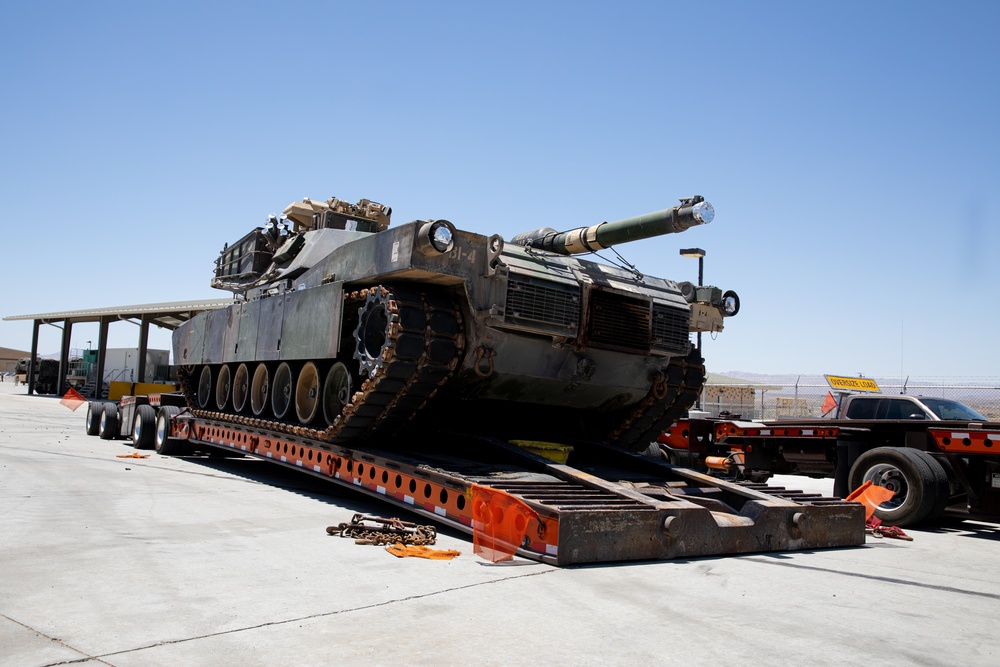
[{"xmin": 699, "ymin": 374, "xmax": 1000, "ymax": 421}]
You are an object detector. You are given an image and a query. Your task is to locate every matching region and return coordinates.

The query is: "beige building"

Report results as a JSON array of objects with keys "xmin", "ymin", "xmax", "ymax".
[
  {"xmin": 0, "ymin": 346, "xmax": 31, "ymax": 374},
  {"xmin": 701, "ymin": 373, "xmax": 782, "ymax": 420}
]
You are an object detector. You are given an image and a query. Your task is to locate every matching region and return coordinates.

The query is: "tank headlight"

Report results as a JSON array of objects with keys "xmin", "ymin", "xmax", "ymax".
[
  {"xmin": 692, "ymin": 201, "xmax": 714, "ymax": 224},
  {"xmin": 431, "ymin": 221, "xmax": 453, "ymax": 252},
  {"xmin": 678, "ymin": 281, "xmax": 696, "ymax": 303},
  {"xmin": 722, "ymin": 290, "xmax": 740, "ymax": 317},
  {"xmin": 416, "ymin": 219, "xmax": 456, "ymax": 255}
]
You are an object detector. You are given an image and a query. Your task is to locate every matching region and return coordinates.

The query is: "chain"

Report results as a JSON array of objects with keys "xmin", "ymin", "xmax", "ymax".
[{"xmin": 327, "ymin": 513, "xmax": 438, "ymax": 546}]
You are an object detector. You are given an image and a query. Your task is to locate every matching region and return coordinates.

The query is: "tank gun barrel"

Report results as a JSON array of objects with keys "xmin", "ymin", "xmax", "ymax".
[{"xmin": 511, "ymin": 196, "xmax": 714, "ymax": 256}]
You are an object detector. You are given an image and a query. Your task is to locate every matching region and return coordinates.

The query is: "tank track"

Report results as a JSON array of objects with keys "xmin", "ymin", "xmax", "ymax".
[
  {"xmin": 608, "ymin": 347, "xmax": 705, "ymax": 453},
  {"xmin": 178, "ymin": 285, "xmax": 465, "ymax": 444}
]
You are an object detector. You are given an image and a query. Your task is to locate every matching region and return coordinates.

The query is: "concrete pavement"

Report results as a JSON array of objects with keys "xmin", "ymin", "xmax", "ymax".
[{"xmin": 1, "ymin": 381, "xmax": 997, "ymax": 666}]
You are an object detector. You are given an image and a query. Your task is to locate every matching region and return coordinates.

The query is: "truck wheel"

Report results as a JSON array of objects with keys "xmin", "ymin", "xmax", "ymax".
[
  {"xmin": 99, "ymin": 403, "xmax": 120, "ymax": 440},
  {"xmin": 154, "ymin": 406, "xmax": 185, "ymax": 456},
  {"xmin": 848, "ymin": 447, "xmax": 942, "ymax": 526},
  {"xmin": 85, "ymin": 402, "xmax": 102, "ymax": 436},
  {"xmin": 132, "ymin": 404, "xmax": 157, "ymax": 450}
]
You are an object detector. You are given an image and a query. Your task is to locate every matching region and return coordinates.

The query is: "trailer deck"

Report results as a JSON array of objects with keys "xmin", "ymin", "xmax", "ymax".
[{"xmin": 172, "ymin": 412, "xmax": 865, "ymax": 565}]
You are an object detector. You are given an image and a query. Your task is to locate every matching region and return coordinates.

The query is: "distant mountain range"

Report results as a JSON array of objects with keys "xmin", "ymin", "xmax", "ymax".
[{"xmin": 715, "ymin": 371, "xmax": 999, "ymax": 388}]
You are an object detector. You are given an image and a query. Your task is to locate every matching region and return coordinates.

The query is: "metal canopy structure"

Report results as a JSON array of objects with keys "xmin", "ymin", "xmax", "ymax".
[{"xmin": 3, "ymin": 299, "xmax": 233, "ymax": 398}]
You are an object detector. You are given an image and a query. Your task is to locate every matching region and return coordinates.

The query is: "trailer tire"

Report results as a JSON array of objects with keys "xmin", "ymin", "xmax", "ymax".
[
  {"xmin": 132, "ymin": 404, "xmax": 157, "ymax": 450},
  {"xmin": 99, "ymin": 403, "xmax": 119, "ymax": 440},
  {"xmin": 848, "ymin": 447, "xmax": 942, "ymax": 526},
  {"xmin": 85, "ymin": 402, "xmax": 102, "ymax": 436},
  {"xmin": 640, "ymin": 442, "xmax": 664, "ymax": 459},
  {"xmin": 918, "ymin": 451, "xmax": 951, "ymax": 522},
  {"xmin": 154, "ymin": 406, "xmax": 185, "ymax": 456}
]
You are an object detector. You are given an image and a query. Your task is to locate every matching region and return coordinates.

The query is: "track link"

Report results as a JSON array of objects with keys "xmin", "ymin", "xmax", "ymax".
[{"xmin": 608, "ymin": 347, "xmax": 705, "ymax": 452}]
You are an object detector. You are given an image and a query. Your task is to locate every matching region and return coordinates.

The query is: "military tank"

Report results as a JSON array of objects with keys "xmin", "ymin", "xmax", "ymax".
[{"xmin": 173, "ymin": 194, "xmax": 740, "ymax": 452}]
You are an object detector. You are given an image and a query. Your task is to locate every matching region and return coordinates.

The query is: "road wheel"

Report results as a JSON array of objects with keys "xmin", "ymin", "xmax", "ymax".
[
  {"xmin": 99, "ymin": 403, "xmax": 119, "ymax": 440},
  {"xmin": 215, "ymin": 364, "xmax": 232, "ymax": 411},
  {"xmin": 271, "ymin": 362, "xmax": 294, "ymax": 419},
  {"xmin": 155, "ymin": 406, "xmax": 185, "ymax": 456},
  {"xmin": 848, "ymin": 447, "xmax": 943, "ymax": 526},
  {"xmin": 132, "ymin": 404, "xmax": 156, "ymax": 450},
  {"xmin": 233, "ymin": 363, "xmax": 250, "ymax": 413},
  {"xmin": 85, "ymin": 402, "xmax": 102, "ymax": 436},
  {"xmin": 322, "ymin": 362, "xmax": 353, "ymax": 426},
  {"xmin": 250, "ymin": 363, "xmax": 270, "ymax": 417},
  {"xmin": 295, "ymin": 361, "xmax": 321, "ymax": 425},
  {"xmin": 196, "ymin": 365, "xmax": 214, "ymax": 409}
]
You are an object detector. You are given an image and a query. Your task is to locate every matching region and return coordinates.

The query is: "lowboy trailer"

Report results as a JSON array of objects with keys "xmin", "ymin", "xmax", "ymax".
[{"xmin": 85, "ymin": 395, "xmax": 864, "ymax": 566}]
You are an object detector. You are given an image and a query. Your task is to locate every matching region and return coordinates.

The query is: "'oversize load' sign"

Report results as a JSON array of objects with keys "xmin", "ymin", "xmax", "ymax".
[{"xmin": 824, "ymin": 375, "xmax": 880, "ymax": 392}]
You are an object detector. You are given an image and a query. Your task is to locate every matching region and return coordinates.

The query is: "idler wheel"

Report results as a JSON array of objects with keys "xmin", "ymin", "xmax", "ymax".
[
  {"xmin": 353, "ymin": 288, "xmax": 391, "ymax": 377},
  {"xmin": 250, "ymin": 363, "xmax": 270, "ymax": 417},
  {"xmin": 197, "ymin": 366, "xmax": 213, "ymax": 410},
  {"xmin": 295, "ymin": 361, "xmax": 321, "ymax": 425},
  {"xmin": 271, "ymin": 362, "xmax": 294, "ymax": 419},
  {"xmin": 215, "ymin": 364, "xmax": 232, "ymax": 410},
  {"xmin": 233, "ymin": 363, "xmax": 250, "ymax": 413},
  {"xmin": 322, "ymin": 362, "xmax": 353, "ymax": 426}
]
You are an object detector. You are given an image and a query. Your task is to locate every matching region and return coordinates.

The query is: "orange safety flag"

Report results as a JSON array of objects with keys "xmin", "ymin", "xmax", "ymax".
[
  {"xmin": 470, "ymin": 484, "xmax": 539, "ymax": 563},
  {"xmin": 60, "ymin": 387, "xmax": 87, "ymax": 411},
  {"xmin": 846, "ymin": 480, "xmax": 896, "ymax": 520},
  {"xmin": 821, "ymin": 391, "xmax": 838, "ymax": 416}
]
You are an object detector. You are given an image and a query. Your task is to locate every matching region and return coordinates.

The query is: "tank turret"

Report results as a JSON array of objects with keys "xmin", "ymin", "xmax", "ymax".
[{"xmin": 173, "ymin": 192, "xmax": 740, "ymax": 454}]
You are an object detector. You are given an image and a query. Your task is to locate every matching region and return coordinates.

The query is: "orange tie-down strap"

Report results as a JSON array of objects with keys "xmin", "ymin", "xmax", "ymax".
[
  {"xmin": 384, "ymin": 544, "xmax": 461, "ymax": 560},
  {"xmin": 470, "ymin": 484, "xmax": 540, "ymax": 563}
]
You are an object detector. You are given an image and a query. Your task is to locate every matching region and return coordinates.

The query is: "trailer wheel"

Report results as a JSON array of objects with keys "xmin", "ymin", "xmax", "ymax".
[
  {"xmin": 640, "ymin": 442, "xmax": 664, "ymax": 459},
  {"xmin": 848, "ymin": 447, "xmax": 944, "ymax": 526},
  {"xmin": 154, "ymin": 406, "xmax": 185, "ymax": 456},
  {"xmin": 917, "ymin": 452, "xmax": 951, "ymax": 522},
  {"xmin": 99, "ymin": 403, "xmax": 120, "ymax": 440},
  {"xmin": 132, "ymin": 404, "xmax": 157, "ymax": 450},
  {"xmin": 747, "ymin": 471, "xmax": 773, "ymax": 484},
  {"xmin": 85, "ymin": 402, "xmax": 102, "ymax": 436}
]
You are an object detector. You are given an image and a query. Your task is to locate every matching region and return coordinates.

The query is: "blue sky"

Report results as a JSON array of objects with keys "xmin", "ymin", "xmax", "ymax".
[{"xmin": 2, "ymin": 1, "xmax": 997, "ymax": 378}]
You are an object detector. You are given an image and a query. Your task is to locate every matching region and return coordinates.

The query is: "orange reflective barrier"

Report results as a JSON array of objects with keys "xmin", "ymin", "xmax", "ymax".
[
  {"xmin": 471, "ymin": 484, "xmax": 539, "ymax": 562},
  {"xmin": 846, "ymin": 481, "xmax": 896, "ymax": 520}
]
